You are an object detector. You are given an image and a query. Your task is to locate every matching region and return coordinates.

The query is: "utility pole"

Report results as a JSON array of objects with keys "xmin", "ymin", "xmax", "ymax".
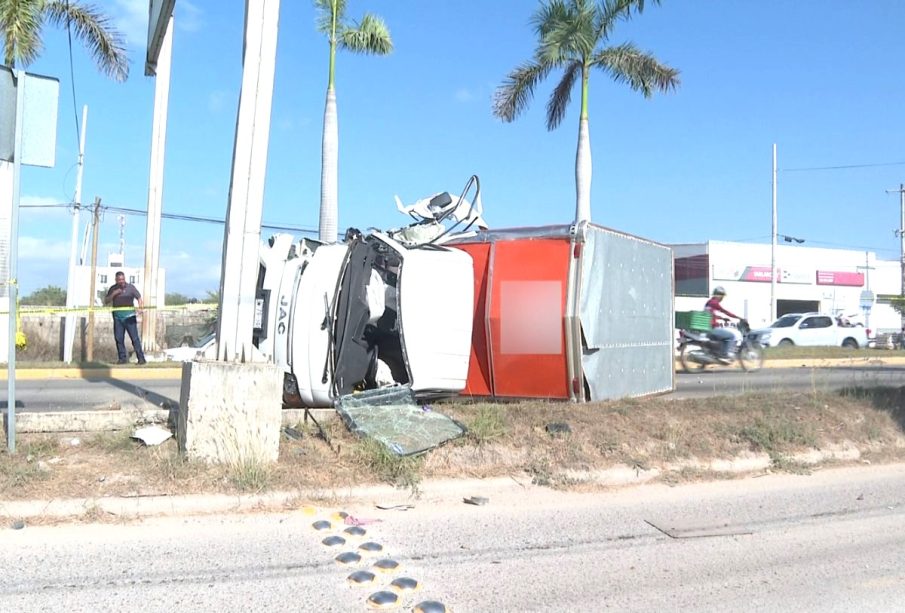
[
  {"xmin": 885, "ymin": 183, "xmax": 905, "ymax": 310},
  {"xmin": 771, "ymin": 144, "xmax": 778, "ymax": 322},
  {"xmin": 86, "ymin": 198, "xmax": 101, "ymax": 362},
  {"xmin": 63, "ymin": 105, "xmax": 88, "ymax": 364}
]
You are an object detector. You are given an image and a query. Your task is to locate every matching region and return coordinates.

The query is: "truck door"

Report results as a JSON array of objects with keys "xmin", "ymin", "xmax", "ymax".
[{"xmin": 798, "ymin": 315, "xmax": 834, "ymax": 345}]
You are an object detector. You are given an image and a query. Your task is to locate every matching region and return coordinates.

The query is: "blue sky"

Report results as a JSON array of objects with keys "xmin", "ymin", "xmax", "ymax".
[{"xmin": 13, "ymin": 0, "xmax": 905, "ymax": 297}]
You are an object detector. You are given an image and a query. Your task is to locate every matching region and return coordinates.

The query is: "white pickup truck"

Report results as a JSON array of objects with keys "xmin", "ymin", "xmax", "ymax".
[{"xmin": 752, "ymin": 312, "xmax": 868, "ymax": 349}]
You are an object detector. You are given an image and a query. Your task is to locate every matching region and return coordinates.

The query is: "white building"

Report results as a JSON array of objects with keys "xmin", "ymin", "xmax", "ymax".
[
  {"xmin": 73, "ymin": 252, "xmax": 165, "ymax": 307},
  {"xmin": 673, "ymin": 240, "xmax": 903, "ymax": 334}
]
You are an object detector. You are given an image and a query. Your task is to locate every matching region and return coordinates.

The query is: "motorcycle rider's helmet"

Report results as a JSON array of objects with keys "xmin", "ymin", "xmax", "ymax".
[{"xmin": 712, "ymin": 286, "xmax": 726, "ymax": 297}]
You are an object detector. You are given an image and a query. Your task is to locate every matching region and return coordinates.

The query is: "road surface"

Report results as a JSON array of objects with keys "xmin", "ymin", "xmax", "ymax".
[
  {"xmin": 2, "ymin": 464, "xmax": 904, "ymax": 612},
  {"xmin": 3, "ymin": 364, "xmax": 905, "ymax": 411}
]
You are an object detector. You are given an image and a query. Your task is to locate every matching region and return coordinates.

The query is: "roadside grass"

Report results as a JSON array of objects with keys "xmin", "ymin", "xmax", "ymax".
[
  {"xmin": 3, "ymin": 387, "xmax": 905, "ymax": 502},
  {"xmin": 763, "ymin": 346, "xmax": 904, "ymax": 360}
]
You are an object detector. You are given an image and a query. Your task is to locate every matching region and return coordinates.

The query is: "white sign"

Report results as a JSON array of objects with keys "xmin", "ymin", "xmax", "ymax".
[
  {"xmin": 0, "ymin": 67, "xmax": 60, "ymax": 167},
  {"xmin": 859, "ymin": 290, "xmax": 875, "ymax": 309}
]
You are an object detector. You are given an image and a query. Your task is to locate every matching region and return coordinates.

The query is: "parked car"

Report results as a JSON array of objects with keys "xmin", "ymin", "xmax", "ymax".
[{"xmin": 751, "ymin": 313, "xmax": 868, "ymax": 348}]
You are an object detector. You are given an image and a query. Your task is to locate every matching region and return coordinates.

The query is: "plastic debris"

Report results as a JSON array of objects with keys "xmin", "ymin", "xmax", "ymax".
[
  {"xmin": 10, "ymin": 520, "xmax": 25, "ymax": 530},
  {"xmin": 463, "ymin": 496, "xmax": 489, "ymax": 506},
  {"xmin": 282, "ymin": 426, "xmax": 304, "ymax": 441},
  {"xmin": 545, "ymin": 422, "xmax": 572, "ymax": 435},
  {"xmin": 131, "ymin": 425, "xmax": 173, "ymax": 446}
]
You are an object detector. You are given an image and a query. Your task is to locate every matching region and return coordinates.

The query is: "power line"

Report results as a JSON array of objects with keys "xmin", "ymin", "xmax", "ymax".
[
  {"xmin": 65, "ymin": 1, "xmax": 81, "ymax": 147},
  {"xmin": 20, "ymin": 201, "xmax": 318, "ymax": 235},
  {"xmin": 781, "ymin": 161, "xmax": 905, "ymax": 173}
]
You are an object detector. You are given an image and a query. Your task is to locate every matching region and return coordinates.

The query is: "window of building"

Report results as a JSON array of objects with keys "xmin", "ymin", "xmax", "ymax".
[
  {"xmin": 99, "ymin": 274, "xmax": 107, "ymax": 284},
  {"xmin": 129, "ymin": 276, "xmax": 136, "ymax": 284}
]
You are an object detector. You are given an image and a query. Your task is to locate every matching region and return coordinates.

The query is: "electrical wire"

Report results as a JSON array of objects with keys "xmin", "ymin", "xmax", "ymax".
[
  {"xmin": 65, "ymin": 0, "xmax": 81, "ymax": 147},
  {"xmin": 781, "ymin": 161, "xmax": 905, "ymax": 173}
]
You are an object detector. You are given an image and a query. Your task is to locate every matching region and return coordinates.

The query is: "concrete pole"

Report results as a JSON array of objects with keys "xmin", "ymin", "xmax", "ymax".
[
  {"xmin": 63, "ymin": 105, "xmax": 88, "ymax": 363},
  {"xmin": 141, "ymin": 15, "xmax": 174, "ymax": 352},
  {"xmin": 770, "ymin": 144, "xmax": 777, "ymax": 322},
  {"xmin": 900, "ymin": 184, "xmax": 904, "ymax": 299},
  {"xmin": 86, "ymin": 198, "xmax": 101, "ymax": 362},
  {"xmin": 216, "ymin": 0, "xmax": 281, "ymax": 362},
  {"xmin": 6, "ymin": 69, "xmax": 26, "ymax": 453}
]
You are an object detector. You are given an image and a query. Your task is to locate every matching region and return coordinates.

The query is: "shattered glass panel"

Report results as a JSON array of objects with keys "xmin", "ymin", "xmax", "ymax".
[{"xmin": 336, "ymin": 386, "xmax": 466, "ymax": 457}]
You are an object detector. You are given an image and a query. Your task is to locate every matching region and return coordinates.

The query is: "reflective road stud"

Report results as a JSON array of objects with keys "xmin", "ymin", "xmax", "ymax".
[
  {"xmin": 389, "ymin": 577, "xmax": 420, "ymax": 593},
  {"xmin": 321, "ymin": 535, "xmax": 346, "ymax": 547},
  {"xmin": 358, "ymin": 541, "xmax": 384, "ymax": 554},
  {"xmin": 413, "ymin": 601, "xmax": 448, "ymax": 613},
  {"xmin": 335, "ymin": 551, "xmax": 362, "ymax": 565},
  {"xmin": 372, "ymin": 558, "xmax": 401, "ymax": 573},
  {"xmin": 366, "ymin": 591, "xmax": 399, "ymax": 609},
  {"xmin": 344, "ymin": 526, "xmax": 367, "ymax": 537},
  {"xmin": 311, "ymin": 520, "xmax": 332, "ymax": 531},
  {"xmin": 347, "ymin": 570, "xmax": 376, "ymax": 586}
]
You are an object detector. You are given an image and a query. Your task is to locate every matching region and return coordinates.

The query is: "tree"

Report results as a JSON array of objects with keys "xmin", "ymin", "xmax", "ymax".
[
  {"xmin": 0, "ymin": 0, "xmax": 129, "ymax": 80},
  {"xmin": 22, "ymin": 285, "xmax": 65, "ymax": 305},
  {"xmin": 493, "ymin": 0, "xmax": 679, "ymax": 223},
  {"xmin": 166, "ymin": 292, "xmax": 192, "ymax": 306},
  {"xmin": 314, "ymin": 0, "xmax": 392, "ymax": 243}
]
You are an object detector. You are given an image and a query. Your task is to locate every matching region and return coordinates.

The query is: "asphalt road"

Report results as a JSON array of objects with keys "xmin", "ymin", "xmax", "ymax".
[
  {"xmin": 3, "ymin": 364, "xmax": 905, "ymax": 411},
  {"xmin": 2, "ymin": 464, "xmax": 904, "ymax": 612}
]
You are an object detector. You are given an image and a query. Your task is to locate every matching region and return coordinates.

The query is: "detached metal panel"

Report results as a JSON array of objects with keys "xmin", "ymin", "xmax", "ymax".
[{"xmin": 579, "ymin": 224, "xmax": 675, "ymax": 400}]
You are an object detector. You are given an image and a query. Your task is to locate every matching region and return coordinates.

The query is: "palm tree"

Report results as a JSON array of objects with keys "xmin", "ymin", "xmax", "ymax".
[
  {"xmin": 1, "ymin": 0, "xmax": 128, "ymax": 80},
  {"xmin": 315, "ymin": 0, "xmax": 392, "ymax": 243},
  {"xmin": 493, "ymin": 0, "xmax": 678, "ymax": 223}
]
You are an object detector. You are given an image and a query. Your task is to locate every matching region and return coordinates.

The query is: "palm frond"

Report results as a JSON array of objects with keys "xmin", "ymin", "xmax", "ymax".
[
  {"xmin": 492, "ymin": 60, "xmax": 552, "ymax": 122},
  {"xmin": 533, "ymin": 0, "xmax": 568, "ymax": 39},
  {"xmin": 597, "ymin": 0, "xmax": 657, "ymax": 41},
  {"xmin": 538, "ymin": 0, "xmax": 597, "ymax": 64},
  {"xmin": 546, "ymin": 60, "xmax": 581, "ymax": 130},
  {"xmin": 314, "ymin": 0, "xmax": 347, "ymax": 36},
  {"xmin": 44, "ymin": 0, "xmax": 128, "ymax": 81},
  {"xmin": 338, "ymin": 13, "xmax": 392, "ymax": 55},
  {"xmin": 0, "ymin": 0, "xmax": 45, "ymax": 68},
  {"xmin": 592, "ymin": 42, "xmax": 679, "ymax": 97}
]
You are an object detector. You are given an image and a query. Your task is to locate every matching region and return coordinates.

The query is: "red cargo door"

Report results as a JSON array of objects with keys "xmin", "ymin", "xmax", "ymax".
[{"xmin": 487, "ymin": 239, "xmax": 570, "ymax": 399}]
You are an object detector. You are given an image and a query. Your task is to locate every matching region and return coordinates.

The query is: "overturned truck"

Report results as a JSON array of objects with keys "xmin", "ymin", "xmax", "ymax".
[{"xmin": 253, "ymin": 178, "xmax": 674, "ymax": 407}]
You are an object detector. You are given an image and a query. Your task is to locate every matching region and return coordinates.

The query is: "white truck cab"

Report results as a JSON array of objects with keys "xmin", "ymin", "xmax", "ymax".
[{"xmin": 254, "ymin": 213, "xmax": 476, "ymax": 408}]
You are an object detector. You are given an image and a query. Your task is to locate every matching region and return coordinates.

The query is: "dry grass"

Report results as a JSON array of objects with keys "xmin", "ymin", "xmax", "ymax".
[{"xmin": 2, "ymin": 387, "xmax": 905, "ymax": 502}]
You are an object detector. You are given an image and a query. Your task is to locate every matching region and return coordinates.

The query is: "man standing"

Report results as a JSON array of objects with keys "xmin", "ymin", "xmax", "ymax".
[{"xmin": 104, "ymin": 271, "xmax": 146, "ymax": 365}]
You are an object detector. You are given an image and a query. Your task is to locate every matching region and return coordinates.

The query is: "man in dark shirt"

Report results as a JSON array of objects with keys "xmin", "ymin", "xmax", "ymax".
[{"xmin": 104, "ymin": 271, "xmax": 146, "ymax": 365}]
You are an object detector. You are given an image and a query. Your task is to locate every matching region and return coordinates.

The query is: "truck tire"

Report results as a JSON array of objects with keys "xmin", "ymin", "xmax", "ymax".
[
  {"xmin": 842, "ymin": 338, "xmax": 859, "ymax": 349},
  {"xmin": 778, "ymin": 339, "xmax": 794, "ymax": 347}
]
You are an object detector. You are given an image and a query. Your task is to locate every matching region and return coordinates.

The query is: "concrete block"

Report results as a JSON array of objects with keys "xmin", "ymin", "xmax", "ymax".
[{"xmin": 177, "ymin": 361, "xmax": 282, "ymax": 464}]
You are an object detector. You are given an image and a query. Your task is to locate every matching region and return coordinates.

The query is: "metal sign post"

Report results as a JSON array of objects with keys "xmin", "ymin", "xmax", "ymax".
[{"xmin": 1, "ymin": 67, "xmax": 59, "ymax": 452}]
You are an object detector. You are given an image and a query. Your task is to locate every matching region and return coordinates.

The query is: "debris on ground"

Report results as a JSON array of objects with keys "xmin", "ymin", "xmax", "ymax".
[
  {"xmin": 130, "ymin": 425, "xmax": 173, "ymax": 446},
  {"xmin": 336, "ymin": 386, "xmax": 466, "ymax": 456},
  {"xmin": 545, "ymin": 422, "xmax": 572, "ymax": 435},
  {"xmin": 463, "ymin": 496, "xmax": 489, "ymax": 506}
]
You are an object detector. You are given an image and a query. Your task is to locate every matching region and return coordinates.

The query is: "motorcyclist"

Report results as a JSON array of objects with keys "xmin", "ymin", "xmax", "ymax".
[{"xmin": 704, "ymin": 286, "xmax": 741, "ymax": 359}]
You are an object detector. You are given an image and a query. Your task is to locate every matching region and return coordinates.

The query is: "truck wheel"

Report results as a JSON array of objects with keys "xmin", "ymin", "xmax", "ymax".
[
  {"xmin": 842, "ymin": 338, "xmax": 859, "ymax": 349},
  {"xmin": 778, "ymin": 339, "xmax": 794, "ymax": 347}
]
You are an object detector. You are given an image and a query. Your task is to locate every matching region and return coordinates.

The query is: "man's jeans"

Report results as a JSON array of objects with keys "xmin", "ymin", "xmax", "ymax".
[{"xmin": 113, "ymin": 315, "xmax": 146, "ymax": 363}]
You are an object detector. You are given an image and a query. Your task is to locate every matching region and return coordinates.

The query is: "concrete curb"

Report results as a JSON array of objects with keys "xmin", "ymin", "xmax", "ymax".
[
  {"xmin": 0, "ymin": 450, "xmax": 876, "ymax": 523},
  {"xmin": 4, "ymin": 355, "xmax": 905, "ymax": 382},
  {"xmin": 10, "ymin": 407, "xmax": 336, "ymax": 434}
]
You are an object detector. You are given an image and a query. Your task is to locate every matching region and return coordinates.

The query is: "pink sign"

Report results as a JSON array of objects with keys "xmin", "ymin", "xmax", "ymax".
[
  {"xmin": 740, "ymin": 266, "xmax": 774, "ymax": 282},
  {"xmin": 816, "ymin": 271, "xmax": 864, "ymax": 286}
]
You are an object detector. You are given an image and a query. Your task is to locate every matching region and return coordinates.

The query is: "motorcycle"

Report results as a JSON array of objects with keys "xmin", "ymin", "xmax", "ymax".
[{"xmin": 678, "ymin": 319, "xmax": 764, "ymax": 373}]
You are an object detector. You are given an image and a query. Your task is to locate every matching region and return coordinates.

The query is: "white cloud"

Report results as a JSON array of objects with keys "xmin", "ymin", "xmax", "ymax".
[
  {"xmin": 112, "ymin": 0, "xmax": 149, "ymax": 49},
  {"xmin": 208, "ymin": 90, "xmax": 231, "ymax": 113},
  {"xmin": 455, "ymin": 88, "xmax": 476, "ymax": 103},
  {"xmin": 110, "ymin": 0, "xmax": 204, "ymax": 49},
  {"xmin": 18, "ymin": 236, "xmax": 71, "ymax": 261},
  {"xmin": 177, "ymin": 1, "xmax": 204, "ymax": 33}
]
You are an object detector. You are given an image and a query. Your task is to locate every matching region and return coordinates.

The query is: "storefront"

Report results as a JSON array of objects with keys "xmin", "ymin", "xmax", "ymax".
[{"xmin": 673, "ymin": 240, "xmax": 903, "ymax": 333}]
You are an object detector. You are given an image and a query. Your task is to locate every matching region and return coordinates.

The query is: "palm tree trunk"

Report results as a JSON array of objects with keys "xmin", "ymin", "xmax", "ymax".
[
  {"xmin": 575, "ymin": 117, "xmax": 592, "ymax": 223},
  {"xmin": 319, "ymin": 86, "xmax": 338, "ymax": 243}
]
